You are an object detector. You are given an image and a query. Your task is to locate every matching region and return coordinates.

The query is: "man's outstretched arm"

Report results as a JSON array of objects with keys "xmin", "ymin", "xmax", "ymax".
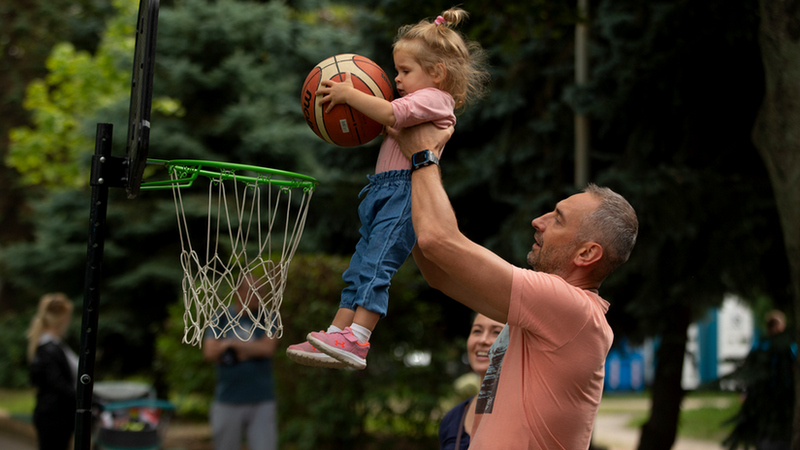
[{"xmin": 388, "ymin": 124, "xmax": 514, "ymax": 323}]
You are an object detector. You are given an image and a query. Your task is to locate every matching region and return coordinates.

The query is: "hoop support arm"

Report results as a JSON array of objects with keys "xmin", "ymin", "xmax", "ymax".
[{"xmin": 90, "ymin": 153, "xmax": 129, "ymax": 188}]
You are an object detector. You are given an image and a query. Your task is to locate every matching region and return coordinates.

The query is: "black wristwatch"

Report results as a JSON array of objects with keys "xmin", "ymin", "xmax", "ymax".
[{"xmin": 411, "ymin": 150, "xmax": 440, "ymax": 171}]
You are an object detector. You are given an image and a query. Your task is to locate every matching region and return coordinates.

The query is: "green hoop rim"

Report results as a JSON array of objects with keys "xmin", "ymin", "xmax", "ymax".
[{"xmin": 140, "ymin": 159, "xmax": 318, "ymax": 191}]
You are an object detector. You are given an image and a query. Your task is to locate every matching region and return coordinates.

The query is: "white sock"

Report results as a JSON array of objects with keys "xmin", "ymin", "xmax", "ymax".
[
  {"xmin": 327, "ymin": 324, "xmax": 342, "ymax": 333},
  {"xmin": 349, "ymin": 323, "xmax": 371, "ymax": 343}
]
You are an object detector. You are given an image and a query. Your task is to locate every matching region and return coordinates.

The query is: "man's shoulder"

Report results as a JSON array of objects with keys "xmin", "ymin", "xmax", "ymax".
[
  {"xmin": 512, "ymin": 266, "xmax": 582, "ymax": 294},
  {"xmin": 510, "ymin": 267, "xmax": 611, "ymax": 337},
  {"xmin": 513, "ymin": 267, "xmax": 606, "ymax": 299}
]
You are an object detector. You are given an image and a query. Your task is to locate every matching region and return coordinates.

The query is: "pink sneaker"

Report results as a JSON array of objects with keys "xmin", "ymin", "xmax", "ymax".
[
  {"xmin": 307, "ymin": 327, "xmax": 370, "ymax": 370},
  {"xmin": 286, "ymin": 340, "xmax": 348, "ymax": 369}
]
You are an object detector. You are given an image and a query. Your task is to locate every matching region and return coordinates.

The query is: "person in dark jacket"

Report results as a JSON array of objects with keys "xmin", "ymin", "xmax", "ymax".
[
  {"xmin": 724, "ymin": 310, "xmax": 796, "ymax": 450},
  {"xmin": 26, "ymin": 293, "xmax": 78, "ymax": 450}
]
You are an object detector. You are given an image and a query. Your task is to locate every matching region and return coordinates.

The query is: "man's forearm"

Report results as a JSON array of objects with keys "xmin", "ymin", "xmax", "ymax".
[
  {"xmin": 410, "ymin": 161, "xmax": 512, "ymax": 323},
  {"xmin": 410, "ymin": 165, "xmax": 458, "ymax": 253},
  {"xmin": 231, "ymin": 336, "xmax": 277, "ymax": 360},
  {"xmin": 410, "ymin": 164, "xmax": 465, "ymax": 293},
  {"xmin": 202, "ymin": 338, "xmax": 229, "ymax": 362}
]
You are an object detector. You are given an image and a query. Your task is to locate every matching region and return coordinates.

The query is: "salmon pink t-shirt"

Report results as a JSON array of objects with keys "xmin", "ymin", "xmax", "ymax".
[
  {"xmin": 469, "ymin": 267, "xmax": 613, "ymax": 449},
  {"xmin": 375, "ymin": 88, "xmax": 455, "ymax": 173}
]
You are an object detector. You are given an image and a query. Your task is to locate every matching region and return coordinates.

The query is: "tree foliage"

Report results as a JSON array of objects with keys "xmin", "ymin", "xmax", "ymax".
[
  {"xmin": 0, "ymin": 0, "xmax": 115, "ymax": 309},
  {"xmin": 6, "ymin": 0, "xmax": 181, "ymax": 189}
]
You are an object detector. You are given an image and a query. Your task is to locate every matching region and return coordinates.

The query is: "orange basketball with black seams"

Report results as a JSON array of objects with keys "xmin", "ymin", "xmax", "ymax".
[{"xmin": 301, "ymin": 54, "xmax": 394, "ymax": 147}]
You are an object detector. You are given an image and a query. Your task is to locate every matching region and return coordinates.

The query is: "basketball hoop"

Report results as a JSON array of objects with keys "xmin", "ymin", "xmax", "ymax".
[{"xmin": 141, "ymin": 159, "xmax": 318, "ymax": 346}]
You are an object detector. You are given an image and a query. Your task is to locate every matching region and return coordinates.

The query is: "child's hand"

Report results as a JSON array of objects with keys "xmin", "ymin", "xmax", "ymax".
[{"xmin": 317, "ymin": 72, "xmax": 356, "ymax": 113}]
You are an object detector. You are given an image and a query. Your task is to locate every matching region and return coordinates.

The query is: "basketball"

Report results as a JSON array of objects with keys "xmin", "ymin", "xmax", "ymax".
[{"xmin": 301, "ymin": 54, "xmax": 394, "ymax": 147}]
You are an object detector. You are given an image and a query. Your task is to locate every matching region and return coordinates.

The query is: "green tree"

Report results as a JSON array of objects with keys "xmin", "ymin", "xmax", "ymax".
[
  {"xmin": 6, "ymin": 0, "xmax": 182, "ymax": 189},
  {"xmin": 0, "ymin": 0, "xmax": 113, "ymax": 311},
  {"xmin": 1, "ymin": 0, "xmax": 187, "ymax": 381}
]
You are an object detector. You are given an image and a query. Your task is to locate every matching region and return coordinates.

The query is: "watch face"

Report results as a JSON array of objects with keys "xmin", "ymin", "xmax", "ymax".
[{"xmin": 413, "ymin": 151, "xmax": 429, "ymax": 165}]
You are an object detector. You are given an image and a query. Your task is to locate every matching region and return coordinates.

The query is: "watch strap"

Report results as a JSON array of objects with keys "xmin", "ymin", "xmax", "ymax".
[{"xmin": 412, "ymin": 150, "xmax": 440, "ymax": 171}]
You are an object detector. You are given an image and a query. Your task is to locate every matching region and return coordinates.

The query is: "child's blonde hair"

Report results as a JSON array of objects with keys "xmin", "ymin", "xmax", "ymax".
[
  {"xmin": 26, "ymin": 293, "xmax": 74, "ymax": 361},
  {"xmin": 393, "ymin": 7, "xmax": 490, "ymax": 112}
]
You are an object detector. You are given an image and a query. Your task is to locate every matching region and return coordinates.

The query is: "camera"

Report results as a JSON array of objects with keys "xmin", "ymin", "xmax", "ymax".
[{"xmin": 219, "ymin": 347, "xmax": 239, "ymax": 366}]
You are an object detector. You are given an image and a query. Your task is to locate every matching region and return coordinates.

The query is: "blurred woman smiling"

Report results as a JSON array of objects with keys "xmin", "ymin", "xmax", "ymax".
[{"xmin": 439, "ymin": 313, "xmax": 505, "ymax": 450}]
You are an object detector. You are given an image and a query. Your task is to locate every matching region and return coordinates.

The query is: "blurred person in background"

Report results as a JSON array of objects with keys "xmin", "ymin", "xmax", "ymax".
[
  {"xmin": 439, "ymin": 313, "xmax": 505, "ymax": 450},
  {"xmin": 203, "ymin": 275, "xmax": 279, "ymax": 450},
  {"xmin": 724, "ymin": 309, "xmax": 796, "ymax": 450},
  {"xmin": 27, "ymin": 293, "xmax": 79, "ymax": 450}
]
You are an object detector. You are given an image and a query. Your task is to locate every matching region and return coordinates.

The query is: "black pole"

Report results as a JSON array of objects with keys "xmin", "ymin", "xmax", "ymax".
[{"xmin": 75, "ymin": 123, "xmax": 114, "ymax": 450}]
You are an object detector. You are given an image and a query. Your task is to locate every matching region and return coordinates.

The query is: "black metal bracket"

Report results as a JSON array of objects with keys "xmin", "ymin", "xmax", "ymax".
[{"xmin": 90, "ymin": 154, "xmax": 129, "ymax": 188}]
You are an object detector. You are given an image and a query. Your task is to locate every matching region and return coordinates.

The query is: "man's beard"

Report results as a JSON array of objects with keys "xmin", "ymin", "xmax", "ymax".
[{"xmin": 527, "ymin": 243, "xmax": 574, "ymax": 275}]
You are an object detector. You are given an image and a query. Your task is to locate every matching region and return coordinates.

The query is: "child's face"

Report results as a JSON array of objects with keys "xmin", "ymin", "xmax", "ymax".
[{"xmin": 393, "ymin": 50, "xmax": 439, "ymax": 97}]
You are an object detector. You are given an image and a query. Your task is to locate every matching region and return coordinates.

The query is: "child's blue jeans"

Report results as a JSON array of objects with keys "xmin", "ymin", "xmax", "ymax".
[{"xmin": 339, "ymin": 170, "xmax": 415, "ymax": 318}]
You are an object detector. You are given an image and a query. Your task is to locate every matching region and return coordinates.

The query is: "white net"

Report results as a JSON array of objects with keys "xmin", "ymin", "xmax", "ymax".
[{"xmin": 168, "ymin": 166, "xmax": 314, "ymax": 346}]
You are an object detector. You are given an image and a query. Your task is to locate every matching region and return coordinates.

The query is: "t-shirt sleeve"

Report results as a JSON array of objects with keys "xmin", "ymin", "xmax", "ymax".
[
  {"xmin": 392, "ymin": 88, "xmax": 456, "ymax": 128},
  {"xmin": 508, "ymin": 267, "xmax": 593, "ymax": 350}
]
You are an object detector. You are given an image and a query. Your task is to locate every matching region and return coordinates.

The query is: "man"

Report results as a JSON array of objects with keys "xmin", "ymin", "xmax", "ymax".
[
  {"xmin": 725, "ymin": 310, "xmax": 795, "ymax": 450},
  {"xmin": 387, "ymin": 124, "xmax": 638, "ymax": 449},
  {"xmin": 203, "ymin": 275, "xmax": 279, "ymax": 450}
]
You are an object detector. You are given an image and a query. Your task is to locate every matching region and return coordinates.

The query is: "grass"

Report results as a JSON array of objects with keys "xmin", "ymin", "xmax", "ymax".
[
  {"xmin": 0, "ymin": 389, "xmax": 35, "ymax": 418},
  {"xmin": 679, "ymin": 402, "xmax": 737, "ymax": 441},
  {"xmin": 611, "ymin": 390, "xmax": 739, "ymax": 442},
  {"xmin": 680, "ymin": 391, "xmax": 739, "ymax": 441}
]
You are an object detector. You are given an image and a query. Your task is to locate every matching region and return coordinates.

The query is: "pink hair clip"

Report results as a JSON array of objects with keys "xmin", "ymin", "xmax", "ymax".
[{"xmin": 434, "ymin": 15, "xmax": 446, "ymax": 25}]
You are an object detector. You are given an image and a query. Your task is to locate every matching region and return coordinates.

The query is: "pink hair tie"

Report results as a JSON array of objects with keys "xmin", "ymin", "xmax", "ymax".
[{"xmin": 434, "ymin": 15, "xmax": 446, "ymax": 25}]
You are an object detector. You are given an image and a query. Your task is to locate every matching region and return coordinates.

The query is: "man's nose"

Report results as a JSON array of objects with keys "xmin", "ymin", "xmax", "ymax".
[{"xmin": 531, "ymin": 214, "xmax": 547, "ymax": 230}]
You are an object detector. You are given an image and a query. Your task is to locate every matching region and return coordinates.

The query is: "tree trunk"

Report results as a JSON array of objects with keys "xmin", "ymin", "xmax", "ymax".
[
  {"xmin": 752, "ymin": 1, "xmax": 800, "ymax": 448},
  {"xmin": 637, "ymin": 305, "xmax": 691, "ymax": 450}
]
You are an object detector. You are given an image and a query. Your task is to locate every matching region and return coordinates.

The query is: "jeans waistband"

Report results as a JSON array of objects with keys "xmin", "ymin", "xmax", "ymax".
[{"xmin": 360, "ymin": 170, "xmax": 412, "ymax": 197}]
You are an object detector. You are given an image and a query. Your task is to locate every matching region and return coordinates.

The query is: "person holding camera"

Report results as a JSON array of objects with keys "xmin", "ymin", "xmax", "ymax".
[{"xmin": 203, "ymin": 275, "xmax": 279, "ymax": 450}]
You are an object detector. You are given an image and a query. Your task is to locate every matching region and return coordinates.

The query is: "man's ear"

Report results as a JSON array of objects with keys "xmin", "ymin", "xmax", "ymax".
[{"xmin": 574, "ymin": 242, "xmax": 603, "ymax": 267}]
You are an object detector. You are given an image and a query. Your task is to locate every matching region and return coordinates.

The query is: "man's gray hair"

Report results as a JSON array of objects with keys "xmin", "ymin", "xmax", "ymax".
[{"xmin": 578, "ymin": 184, "xmax": 639, "ymax": 278}]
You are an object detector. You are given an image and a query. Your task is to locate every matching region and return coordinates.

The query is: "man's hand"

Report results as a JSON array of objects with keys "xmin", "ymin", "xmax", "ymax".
[
  {"xmin": 202, "ymin": 336, "xmax": 233, "ymax": 362},
  {"xmin": 386, "ymin": 122, "xmax": 454, "ymax": 160},
  {"xmin": 317, "ymin": 72, "xmax": 356, "ymax": 113}
]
